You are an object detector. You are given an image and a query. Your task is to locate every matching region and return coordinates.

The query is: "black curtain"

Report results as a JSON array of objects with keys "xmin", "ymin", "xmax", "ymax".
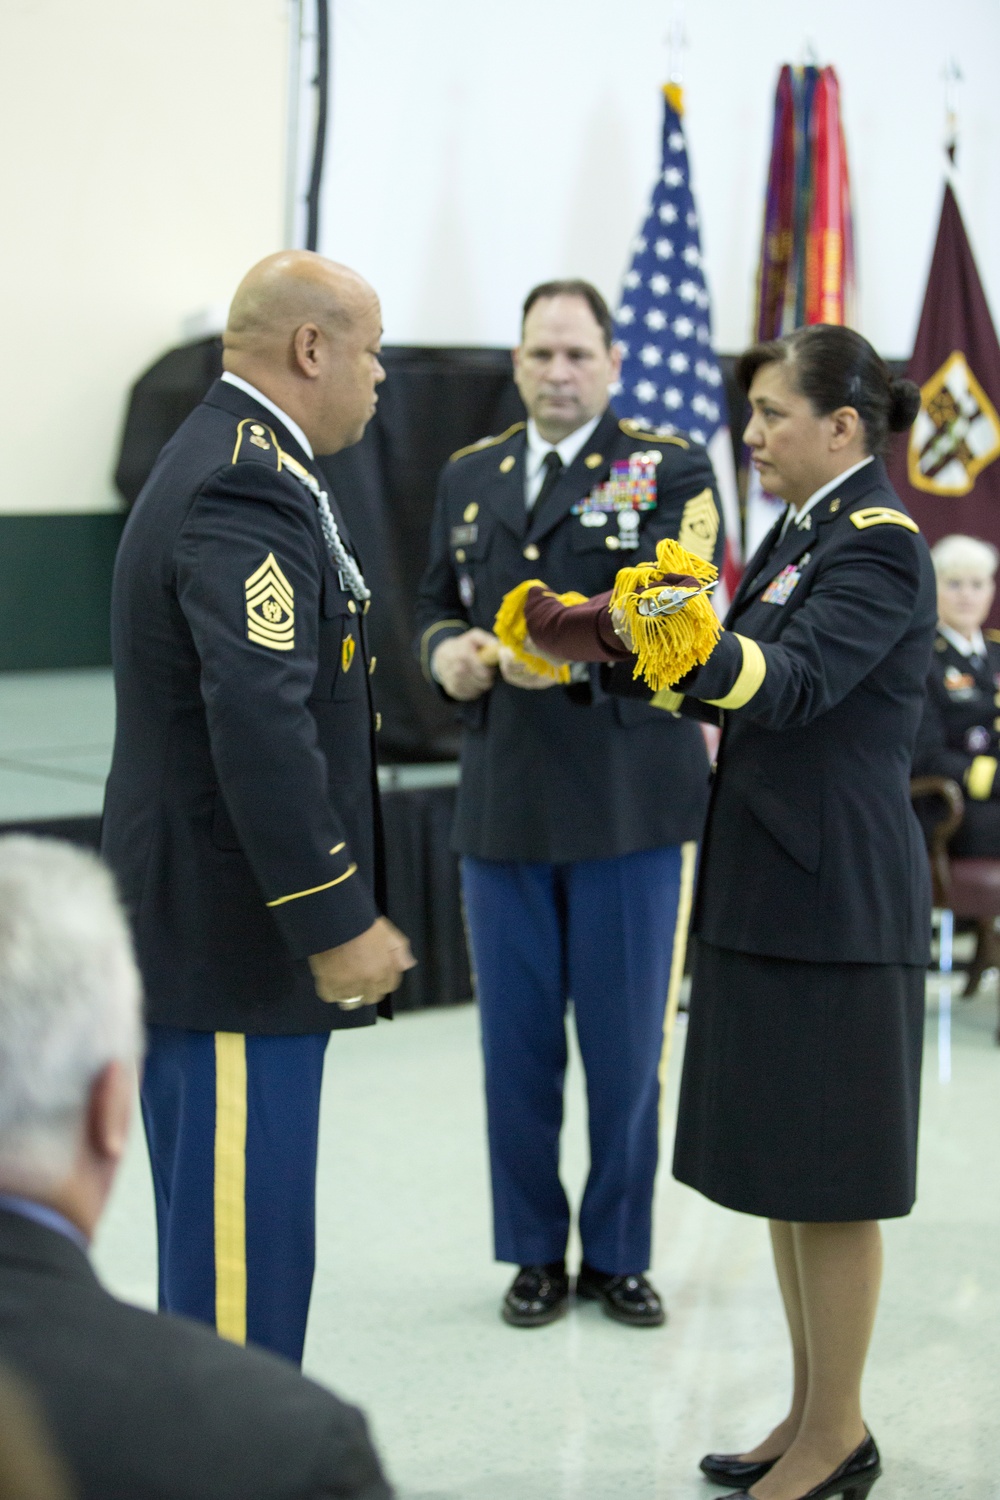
[{"xmin": 115, "ymin": 338, "xmax": 754, "ymax": 761}]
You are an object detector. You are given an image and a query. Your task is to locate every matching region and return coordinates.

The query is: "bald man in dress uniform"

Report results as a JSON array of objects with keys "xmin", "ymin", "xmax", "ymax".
[
  {"xmin": 415, "ymin": 280, "xmax": 724, "ymax": 1329},
  {"xmin": 103, "ymin": 253, "xmax": 414, "ymax": 1364}
]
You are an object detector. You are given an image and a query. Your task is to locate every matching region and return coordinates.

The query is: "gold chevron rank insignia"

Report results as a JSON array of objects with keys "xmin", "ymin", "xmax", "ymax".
[
  {"xmin": 341, "ymin": 634, "xmax": 356, "ymax": 673},
  {"xmin": 245, "ymin": 553, "xmax": 295, "ymax": 650},
  {"xmin": 677, "ymin": 488, "xmax": 720, "ymax": 562}
]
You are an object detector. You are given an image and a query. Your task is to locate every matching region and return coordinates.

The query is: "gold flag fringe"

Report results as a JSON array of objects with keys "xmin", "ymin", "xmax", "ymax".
[
  {"xmin": 608, "ymin": 537, "xmax": 722, "ymax": 691},
  {"xmin": 492, "ymin": 579, "xmax": 588, "ymax": 683}
]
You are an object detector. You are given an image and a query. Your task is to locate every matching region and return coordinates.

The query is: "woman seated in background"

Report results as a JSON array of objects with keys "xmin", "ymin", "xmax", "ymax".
[{"xmin": 913, "ymin": 533, "xmax": 1000, "ymax": 854}]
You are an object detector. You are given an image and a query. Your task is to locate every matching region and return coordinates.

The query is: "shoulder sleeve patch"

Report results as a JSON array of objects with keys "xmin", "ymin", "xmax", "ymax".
[
  {"xmin": 449, "ymin": 422, "xmax": 526, "ymax": 463},
  {"xmin": 232, "ymin": 419, "xmax": 282, "ymax": 468},
  {"xmin": 677, "ymin": 487, "xmax": 720, "ymax": 563},
  {"xmin": 849, "ymin": 507, "xmax": 919, "ymax": 533},
  {"xmin": 618, "ymin": 418, "xmax": 689, "ymax": 448},
  {"xmin": 245, "ymin": 552, "xmax": 295, "ymax": 650}
]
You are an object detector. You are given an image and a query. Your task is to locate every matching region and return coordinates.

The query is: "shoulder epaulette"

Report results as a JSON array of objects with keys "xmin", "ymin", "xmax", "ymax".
[
  {"xmin": 849, "ymin": 506, "xmax": 919, "ymax": 534},
  {"xmin": 449, "ymin": 422, "xmax": 526, "ymax": 463},
  {"xmin": 985, "ymin": 629, "xmax": 1000, "ymax": 644},
  {"xmin": 618, "ymin": 418, "xmax": 689, "ymax": 449},
  {"xmin": 231, "ymin": 418, "xmax": 281, "ymax": 468}
]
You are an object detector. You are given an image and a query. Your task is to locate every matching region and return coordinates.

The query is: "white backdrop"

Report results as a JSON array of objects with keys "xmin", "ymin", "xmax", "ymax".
[{"xmin": 316, "ymin": 0, "xmax": 1000, "ymax": 357}]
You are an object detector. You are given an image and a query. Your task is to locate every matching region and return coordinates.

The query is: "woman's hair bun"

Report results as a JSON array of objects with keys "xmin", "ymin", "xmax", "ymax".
[{"xmin": 887, "ymin": 378, "xmax": 921, "ymax": 432}]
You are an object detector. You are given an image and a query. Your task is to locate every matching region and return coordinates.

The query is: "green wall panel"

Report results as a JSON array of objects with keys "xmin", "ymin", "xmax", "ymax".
[{"xmin": 0, "ymin": 513, "xmax": 124, "ymax": 670}]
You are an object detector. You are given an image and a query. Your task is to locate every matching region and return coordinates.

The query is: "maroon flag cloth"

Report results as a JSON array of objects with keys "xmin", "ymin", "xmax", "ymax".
[
  {"xmin": 888, "ymin": 183, "xmax": 1000, "ymax": 621},
  {"xmin": 523, "ymin": 587, "xmax": 626, "ymax": 663}
]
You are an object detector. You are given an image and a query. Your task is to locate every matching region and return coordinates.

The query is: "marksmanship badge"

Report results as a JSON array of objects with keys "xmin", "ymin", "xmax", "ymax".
[{"xmin": 908, "ymin": 351, "xmax": 1000, "ymax": 496}]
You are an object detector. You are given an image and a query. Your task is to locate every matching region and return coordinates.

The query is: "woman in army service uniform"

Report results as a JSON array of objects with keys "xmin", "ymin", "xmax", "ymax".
[
  {"xmin": 514, "ymin": 325, "xmax": 933, "ymax": 1500},
  {"xmin": 913, "ymin": 533, "xmax": 1000, "ymax": 855}
]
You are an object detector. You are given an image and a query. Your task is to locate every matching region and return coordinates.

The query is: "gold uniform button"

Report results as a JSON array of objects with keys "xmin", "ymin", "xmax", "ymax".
[
  {"xmin": 605, "ymin": 535, "xmax": 621, "ymax": 550},
  {"xmin": 375, "ymin": 712, "xmax": 382, "ymax": 732},
  {"xmin": 463, "ymin": 502, "xmax": 479, "ymax": 522},
  {"xmin": 584, "ymin": 452, "xmax": 603, "ymax": 469},
  {"xmin": 369, "ymin": 655, "xmax": 377, "ymax": 675},
  {"xmin": 523, "ymin": 543, "xmax": 540, "ymax": 561},
  {"xmin": 500, "ymin": 455, "xmax": 516, "ymax": 474},
  {"xmin": 455, "ymin": 548, "xmax": 466, "ymax": 563},
  {"xmin": 347, "ymin": 600, "xmax": 357, "ymax": 614},
  {"xmin": 250, "ymin": 423, "xmax": 266, "ymax": 436}
]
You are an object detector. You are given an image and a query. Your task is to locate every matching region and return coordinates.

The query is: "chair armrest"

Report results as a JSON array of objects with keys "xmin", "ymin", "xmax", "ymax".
[{"xmin": 910, "ymin": 775, "xmax": 965, "ymax": 906}]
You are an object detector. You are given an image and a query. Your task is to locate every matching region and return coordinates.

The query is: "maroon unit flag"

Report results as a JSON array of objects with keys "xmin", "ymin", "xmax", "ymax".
[{"xmin": 889, "ymin": 183, "xmax": 1000, "ymax": 615}]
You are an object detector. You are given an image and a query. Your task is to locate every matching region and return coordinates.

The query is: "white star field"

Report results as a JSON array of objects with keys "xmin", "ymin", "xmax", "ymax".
[{"xmin": 611, "ymin": 103, "xmax": 726, "ymax": 445}]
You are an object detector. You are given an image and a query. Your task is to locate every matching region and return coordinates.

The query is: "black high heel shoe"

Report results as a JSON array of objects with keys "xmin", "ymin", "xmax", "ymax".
[
  {"xmin": 699, "ymin": 1452, "xmax": 778, "ymax": 1487},
  {"xmin": 719, "ymin": 1432, "xmax": 881, "ymax": 1500}
]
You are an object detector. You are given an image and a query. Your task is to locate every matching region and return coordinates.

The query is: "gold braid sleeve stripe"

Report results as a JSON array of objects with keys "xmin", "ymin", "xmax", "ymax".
[
  {"xmin": 704, "ymin": 635, "xmax": 767, "ymax": 710},
  {"xmin": 965, "ymin": 755, "xmax": 998, "ymax": 801},
  {"xmin": 265, "ymin": 864, "xmax": 357, "ymax": 907},
  {"xmin": 650, "ymin": 687, "xmax": 684, "ymax": 713},
  {"xmin": 420, "ymin": 619, "xmax": 468, "ymax": 681}
]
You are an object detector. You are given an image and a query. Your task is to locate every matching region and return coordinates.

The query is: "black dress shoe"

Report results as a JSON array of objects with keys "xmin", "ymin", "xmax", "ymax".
[
  {"xmin": 502, "ymin": 1262, "xmax": 569, "ymax": 1327},
  {"xmin": 575, "ymin": 1262, "xmax": 666, "ymax": 1326},
  {"xmin": 699, "ymin": 1452, "xmax": 778, "ymax": 1487},
  {"xmin": 719, "ymin": 1432, "xmax": 881, "ymax": 1500}
]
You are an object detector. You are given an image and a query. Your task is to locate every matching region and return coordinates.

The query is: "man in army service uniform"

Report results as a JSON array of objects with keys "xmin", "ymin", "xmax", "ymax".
[
  {"xmin": 103, "ymin": 252, "xmax": 414, "ymax": 1364},
  {"xmin": 415, "ymin": 280, "xmax": 725, "ymax": 1328}
]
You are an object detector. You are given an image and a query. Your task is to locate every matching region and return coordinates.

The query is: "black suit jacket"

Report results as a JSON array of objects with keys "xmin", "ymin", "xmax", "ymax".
[
  {"xmin": 609, "ymin": 459, "xmax": 937, "ymax": 963},
  {"xmin": 414, "ymin": 409, "xmax": 725, "ymax": 861},
  {"xmin": 0, "ymin": 1211, "xmax": 392, "ymax": 1500},
  {"xmin": 102, "ymin": 380, "xmax": 386, "ymax": 1034}
]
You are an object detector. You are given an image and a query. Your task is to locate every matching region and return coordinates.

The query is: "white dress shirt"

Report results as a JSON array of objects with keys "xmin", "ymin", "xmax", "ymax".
[
  {"xmin": 524, "ymin": 414, "xmax": 602, "ymax": 509},
  {"xmin": 221, "ymin": 371, "xmax": 314, "ymax": 460},
  {"xmin": 938, "ymin": 622, "xmax": 988, "ymax": 659},
  {"xmin": 778, "ymin": 455, "xmax": 874, "ymax": 539}
]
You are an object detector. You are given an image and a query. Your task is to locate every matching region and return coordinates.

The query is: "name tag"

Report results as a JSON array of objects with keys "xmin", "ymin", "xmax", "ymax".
[{"xmin": 451, "ymin": 523, "xmax": 478, "ymax": 546}]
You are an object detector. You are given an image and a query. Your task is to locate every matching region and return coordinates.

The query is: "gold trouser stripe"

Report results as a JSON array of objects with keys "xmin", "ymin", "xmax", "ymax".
[
  {"xmin": 705, "ymin": 634, "xmax": 767, "ymax": 710},
  {"xmin": 214, "ymin": 1033, "xmax": 247, "ymax": 1345},
  {"xmin": 650, "ymin": 687, "xmax": 684, "ymax": 713},
  {"xmin": 966, "ymin": 755, "xmax": 998, "ymax": 801},
  {"xmin": 658, "ymin": 841, "xmax": 698, "ymax": 1121},
  {"xmin": 266, "ymin": 863, "xmax": 357, "ymax": 907}
]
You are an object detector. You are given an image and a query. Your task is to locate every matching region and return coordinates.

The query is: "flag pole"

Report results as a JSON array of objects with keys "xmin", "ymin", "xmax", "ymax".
[{"xmin": 942, "ymin": 56, "xmax": 962, "ymax": 179}]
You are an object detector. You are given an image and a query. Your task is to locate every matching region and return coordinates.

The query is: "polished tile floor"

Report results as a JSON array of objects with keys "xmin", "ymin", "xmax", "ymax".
[
  {"xmin": 91, "ymin": 988, "xmax": 1000, "ymax": 1500},
  {"xmin": 4, "ymin": 671, "xmax": 998, "ymax": 1499}
]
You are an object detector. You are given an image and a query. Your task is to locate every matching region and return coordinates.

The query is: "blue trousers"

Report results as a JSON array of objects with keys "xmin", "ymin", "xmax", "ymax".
[
  {"xmin": 462, "ymin": 845, "xmax": 690, "ymax": 1275},
  {"xmin": 141, "ymin": 1026, "xmax": 328, "ymax": 1365}
]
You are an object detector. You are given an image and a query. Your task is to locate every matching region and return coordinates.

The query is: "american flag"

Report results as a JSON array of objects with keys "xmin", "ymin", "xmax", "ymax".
[{"xmin": 611, "ymin": 84, "xmax": 742, "ymax": 602}]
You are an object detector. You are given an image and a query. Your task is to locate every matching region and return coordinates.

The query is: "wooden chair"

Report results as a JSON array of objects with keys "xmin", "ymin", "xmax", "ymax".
[{"xmin": 911, "ymin": 775, "xmax": 1000, "ymax": 1042}]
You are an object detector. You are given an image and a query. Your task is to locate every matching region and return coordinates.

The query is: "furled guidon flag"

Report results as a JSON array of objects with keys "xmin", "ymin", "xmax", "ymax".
[{"xmin": 611, "ymin": 82, "xmax": 742, "ymax": 609}]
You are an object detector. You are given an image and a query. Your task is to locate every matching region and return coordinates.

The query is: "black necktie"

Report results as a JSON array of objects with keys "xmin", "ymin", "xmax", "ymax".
[{"xmin": 532, "ymin": 450, "xmax": 564, "ymax": 512}]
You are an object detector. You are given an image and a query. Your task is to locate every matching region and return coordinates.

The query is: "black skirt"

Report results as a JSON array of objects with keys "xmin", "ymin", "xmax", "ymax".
[{"xmin": 672, "ymin": 939, "xmax": 926, "ymax": 1222}]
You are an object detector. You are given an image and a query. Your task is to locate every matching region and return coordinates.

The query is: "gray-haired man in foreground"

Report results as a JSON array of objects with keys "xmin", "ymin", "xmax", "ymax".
[{"xmin": 0, "ymin": 836, "xmax": 393, "ymax": 1500}]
